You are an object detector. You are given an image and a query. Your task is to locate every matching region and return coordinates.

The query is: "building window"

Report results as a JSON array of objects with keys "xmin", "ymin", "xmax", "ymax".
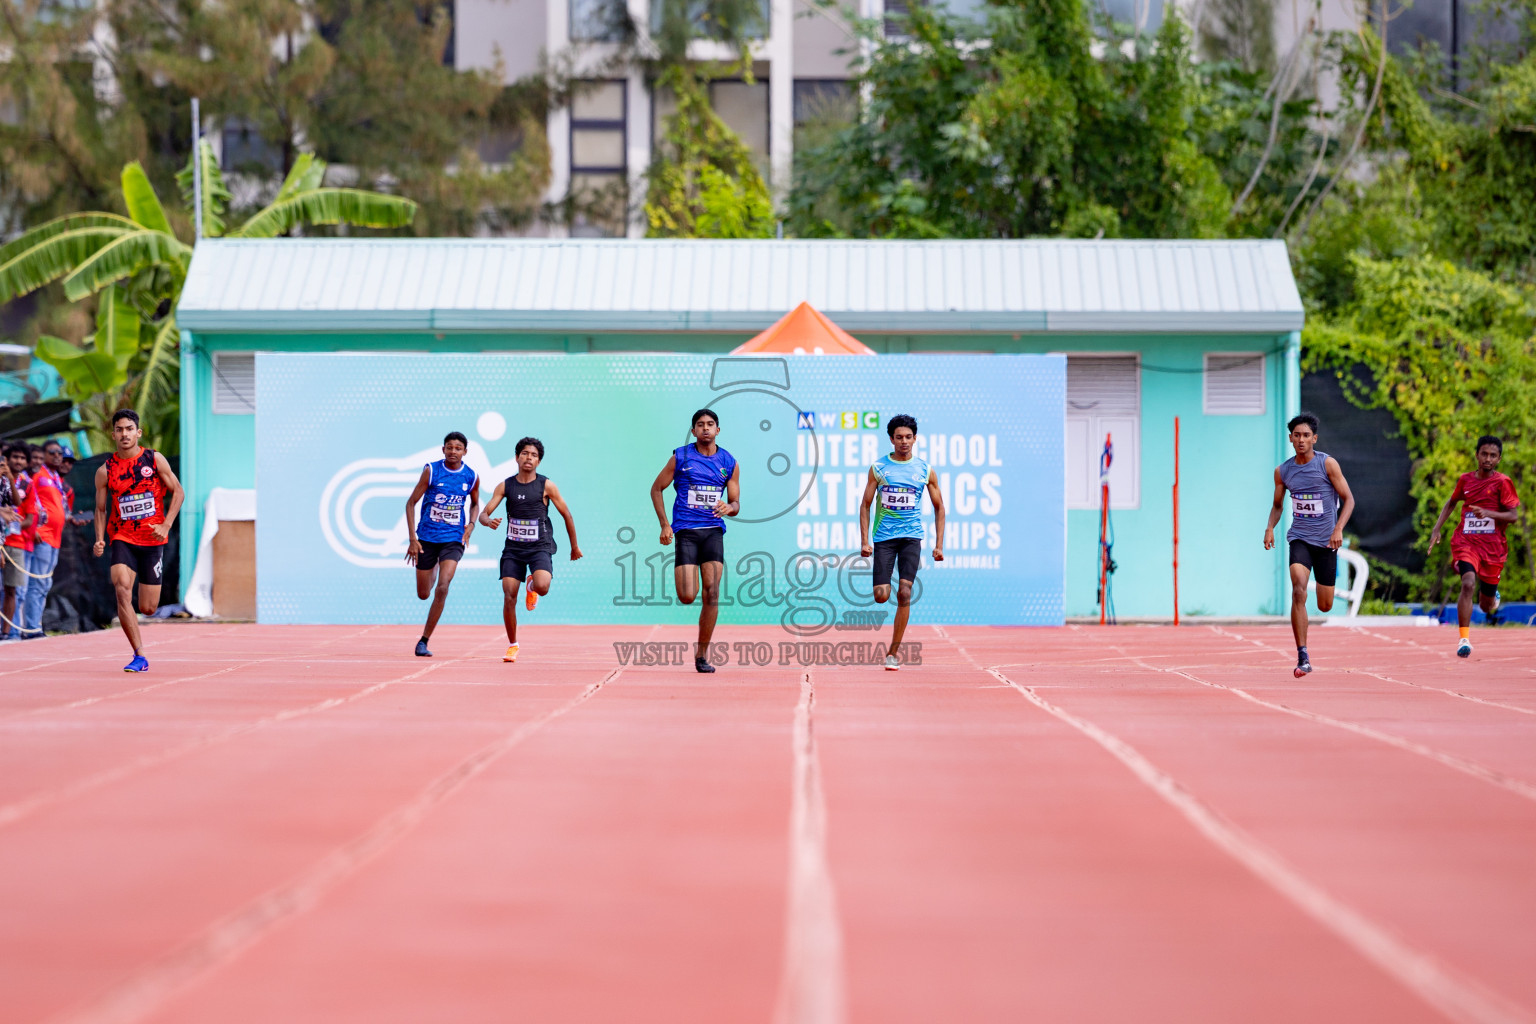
[
  {"xmin": 710, "ymin": 79, "xmax": 770, "ymax": 167},
  {"xmin": 212, "ymin": 352, "xmax": 256, "ymax": 415},
  {"xmin": 571, "ymin": 0, "xmax": 629, "ymax": 42},
  {"xmin": 221, "ymin": 118, "xmax": 282, "ymax": 174},
  {"xmin": 793, "ymin": 80, "xmax": 853, "ymax": 125},
  {"xmin": 1065, "ymin": 354, "xmax": 1139, "ymax": 510},
  {"xmin": 1203, "ymin": 352, "xmax": 1266, "ymax": 416},
  {"xmin": 570, "ymin": 80, "xmax": 628, "ymax": 237},
  {"xmin": 649, "ymin": 0, "xmax": 768, "ymax": 40}
]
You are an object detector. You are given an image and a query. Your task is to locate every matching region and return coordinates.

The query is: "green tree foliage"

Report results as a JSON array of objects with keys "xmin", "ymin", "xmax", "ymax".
[
  {"xmin": 787, "ymin": 0, "xmax": 1236, "ymax": 239},
  {"xmin": 645, "ymin": 67, "xmax": 773, "ymax": 239},
  {"xmin": 0, "ymin": 144, "xmax": 415, "ymax": 450},
  {"xmin": 1303, "ymin": 256, "xmax": 1536, "ymax": 600}
]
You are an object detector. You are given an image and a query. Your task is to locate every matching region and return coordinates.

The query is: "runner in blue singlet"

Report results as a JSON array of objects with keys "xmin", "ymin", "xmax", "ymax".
[
  {"xmin": 649, "ymin": 407, "xmax": 740, "ymax": 674},
  {"xmin": 859, "ymin": 414, "xmax": 945, "ymax": 671},
  {"xmin": 405, "ymin": 431, "xmax": 480, "ymax": 657}
]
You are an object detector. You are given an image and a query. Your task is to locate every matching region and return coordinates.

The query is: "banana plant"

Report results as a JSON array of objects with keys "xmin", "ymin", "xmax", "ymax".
[{"xmin": 0, "ymin": 140, "xmax": 417, "ymax": 450}]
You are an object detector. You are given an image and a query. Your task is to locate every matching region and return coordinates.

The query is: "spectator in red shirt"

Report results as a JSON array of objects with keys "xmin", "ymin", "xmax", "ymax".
[
  {"xmin": 20, "ymin": 440, "xmax": 68, "ymax": 638},
  {"xmin": 60, "ymin": 446, "xmax": 92, "ymax": 526},
  {"xmin": 1430, "ymin": 435, "xmax": 1521, "ymax": 658},
  {"xmin": 2, "ymin": 444, "xmax": 36, "ymax": 639}
]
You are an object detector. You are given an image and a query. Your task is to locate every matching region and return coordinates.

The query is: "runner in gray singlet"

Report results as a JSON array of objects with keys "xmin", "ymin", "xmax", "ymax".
[{"xmin": 1264, "ymin": 413, "xmax": 1356, "ymax": 678}]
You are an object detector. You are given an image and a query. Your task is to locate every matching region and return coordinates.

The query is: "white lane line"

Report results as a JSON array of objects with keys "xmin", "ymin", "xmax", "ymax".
[
  {"xmin": 1345, "ymin": 668, "xmax": 1536, "ymax": 717},
  {"xmin": 48, "ymin": 668, "xmax": 619, "ymax": 1024},
  {"xmin": 987, "ymin": 667, "xmax": 1535, "ymax": 1024},
  {"xmin": 0, "ymin": 635, "xmax": 507, "ymax": 830},
  {"xmin": 772, "ymin": 671, "xmax": 847, "ymax": 1024},
  {"xmin": 1091, "ymin": 632, "xmax": 1536, "ymax": 807},
  {"xmin": 1189, "ymin": 627, "xmax": 1536, "ymax": 720},
  {"xmin": 0, "ymin": 626, "xmax": 383, "ymax": 723}
]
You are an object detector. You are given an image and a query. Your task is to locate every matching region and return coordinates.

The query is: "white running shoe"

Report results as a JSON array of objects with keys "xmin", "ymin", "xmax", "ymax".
[
  {"xmin": 1456, "ymin": 638, "xmax": 1472, "ymax": 658},
  {"xmin": 884, "ymin": 655, "xmax": 900, "ymax": 671}
]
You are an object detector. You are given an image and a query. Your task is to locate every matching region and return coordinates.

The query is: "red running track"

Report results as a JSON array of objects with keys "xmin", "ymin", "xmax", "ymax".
[{"xmin": 1, "ymin": 622, "xmax": 1534, "ymax": 1024}]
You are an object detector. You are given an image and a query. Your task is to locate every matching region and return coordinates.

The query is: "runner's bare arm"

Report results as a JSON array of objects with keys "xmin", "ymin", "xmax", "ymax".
[
  {"xmin": 462, "ymin": 477, "xmax": 481, "ymax": 544},
  {"xmin": 858, "ymin": 467, "xmax": 878, "ymax": 556},
  {"xmin": 93, "ymin": 464, "xmax": 109, "ymax": 557},
  {"xmin": 1467, "ymin": 504, "xmax": 1518, "ymax": 523},
  {"xmin": 927, "ymin": 467, "xmax": 946, "ymax": 561},
  {"xmin": 1325, "ymin": 457, "xmax": 1355, "ymax": 549},
  {"xmin": 1428, "ymin": 490, "xmax": 1461, "ymax": 549},
  {"xmin": 403, "ymin": 466, "xmax": 431, "ymax": 562},
  {"xmin": 477, "ymin": 481, "xmax": 506, "ymax": 530},
  {"xmin": 545, "ymin": 480, "xmax": 582, "ymax": 560},
  {"xmin": 651, "ymin": 456, "xmax": 676, "ymax": 545},
  {"xmin": 149, "ymin": 453, "xmax": 185, "ymax": 542},
  {"xmin": 717, "ymin": 462, "xmax": 740, "ymax": 518},
  {"xmin": 1263, "ymin": 468, "xmax": 1285, "ymax": 550}
]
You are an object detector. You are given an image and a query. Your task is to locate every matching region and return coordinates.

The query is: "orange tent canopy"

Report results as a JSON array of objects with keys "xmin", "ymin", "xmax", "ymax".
[{"xmin": 730, "ymin": 301, "xmax": 876, "ymax": 355}]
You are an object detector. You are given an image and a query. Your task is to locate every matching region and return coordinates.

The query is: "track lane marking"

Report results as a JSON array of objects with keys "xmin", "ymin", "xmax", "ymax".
[
  {"xmin": 46, "ymin": 667, "xmax": 620, "ymax": 1024},
  {"xmin": 0, "ymin": 636, "xmax": 507, "ymax": 831},
  {"xmin": 986, "ymin": 666, "xmax": 1535, "ymax": 1024},
  {"xmin": 772, "ymin": 671, "xmax": 847, "ymax": 1024},
  {"xmin": 0, "ymin": 626, "xmax": 383, "ymax": 723}
]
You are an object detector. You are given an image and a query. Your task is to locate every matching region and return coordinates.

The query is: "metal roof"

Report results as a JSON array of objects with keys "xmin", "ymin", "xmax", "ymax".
[{"xmin": 176, "ymin": 238, "xmax": 1304, "ymax": 334}]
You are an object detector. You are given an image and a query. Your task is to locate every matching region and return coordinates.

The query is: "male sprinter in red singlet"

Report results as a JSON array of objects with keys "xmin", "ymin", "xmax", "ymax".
[
  {"xmin": 93, "ymin": 409, "xmax": 184, "ymax": 672},
  {"xmin": 1429, "ymin": 435, "xmax": 1520, "ymax": 658}
]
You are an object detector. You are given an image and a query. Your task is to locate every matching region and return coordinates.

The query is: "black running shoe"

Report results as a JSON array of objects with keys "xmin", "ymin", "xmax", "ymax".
[
  {"xmin": 695, "ymin": 657, "xmax": 716, "ymax": 674},
  {"xmin": 415, "ymin": 638, "xmax": 432, "ymax": 657}
]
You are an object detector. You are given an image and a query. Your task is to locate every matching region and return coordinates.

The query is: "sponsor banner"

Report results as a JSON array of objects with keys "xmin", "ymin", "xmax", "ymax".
[{"xmin": 256, "ymin": 353, "xmax": 1065, "ymax": 626}]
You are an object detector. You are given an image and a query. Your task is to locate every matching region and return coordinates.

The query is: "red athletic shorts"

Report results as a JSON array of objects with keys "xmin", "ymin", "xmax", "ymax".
[{"xmin": 1451, "ymin": 546, "xmax": 1504, "ymax": 586}]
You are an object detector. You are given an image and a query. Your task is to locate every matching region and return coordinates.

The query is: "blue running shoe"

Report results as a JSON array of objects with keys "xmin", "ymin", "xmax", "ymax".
[
  {"xmin": 414, "ymin": 638, "xmax": 432, "ymax": 657},
  {"xmin": 124, "ymin": 654, "xmax": 149, "ymax": 673}
]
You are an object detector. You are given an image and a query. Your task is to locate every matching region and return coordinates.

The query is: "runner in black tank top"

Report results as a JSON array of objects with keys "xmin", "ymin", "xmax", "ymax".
[{"xmin": 478, "ymin": 437, "xmax": 583, "ymax": 663}]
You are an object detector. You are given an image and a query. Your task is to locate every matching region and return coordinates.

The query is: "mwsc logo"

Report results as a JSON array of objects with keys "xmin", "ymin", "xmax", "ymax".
[{"xmin": 796, "ymin": 411, "xmax": 880, "ymax": 430}]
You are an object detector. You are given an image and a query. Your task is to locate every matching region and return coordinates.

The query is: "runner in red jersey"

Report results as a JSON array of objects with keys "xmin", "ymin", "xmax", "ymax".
[
  {"xmin": 93, "ymin": 409, "xmax": 184, "ymax": 672},
  {"xmin": 1429, "ymin": 435, "xmax": 1520, "ymax": 658}
]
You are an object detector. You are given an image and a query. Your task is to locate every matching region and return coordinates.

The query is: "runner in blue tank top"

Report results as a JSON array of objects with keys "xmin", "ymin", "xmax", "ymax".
[
  {"xmin": 405, "ymin": 431, "xmax": 481, "ymax": 657},
  {"xmin": 1264, "ymin": 413, "xmax": 1355, "ymax": 678},
  {"xmin": 649, "ymin": 407, "xmax": 740, "ymax": 674},
  {"xmin": 859, "ymin": 414, "xmax": 946, "ymax": 671}
]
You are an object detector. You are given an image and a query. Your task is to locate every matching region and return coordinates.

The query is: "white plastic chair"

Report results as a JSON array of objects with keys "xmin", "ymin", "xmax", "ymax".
[{"xmin": 1307, "ymin": 544, "xmax": 1369, "ymax": 617}]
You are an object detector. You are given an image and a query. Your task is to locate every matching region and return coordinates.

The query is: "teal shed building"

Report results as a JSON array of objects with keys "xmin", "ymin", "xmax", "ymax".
[{"xmin": 176, "ymin": 238, "xmax": 1305, "ymax": 620}]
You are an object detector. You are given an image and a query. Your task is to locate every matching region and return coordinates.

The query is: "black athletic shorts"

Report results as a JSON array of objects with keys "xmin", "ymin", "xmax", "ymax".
[
  {"xmin": 111, "ymin": 539, "xmax": 166, "ymax": 586},
  {"xmin": 415, "ymin": 540, "xmax": 464, "ymax": 571},
  {"xmin": 873, "ymin": 537, "xmax": 923, "ymax": 586},
  {"xmin": 1454, "ymin": 561, "xmax": 1501, "ymax": 598},
  {"xmin": 500, "ymin": 547, "xmax": 553, "ymax": 582},
  {"xmin": 674, "ymin": 527, "xmax": 724, "ymax": 567},
  {"xmin": 1288, "ymin": 539, "xmax": 1337, "ymax": 588}
]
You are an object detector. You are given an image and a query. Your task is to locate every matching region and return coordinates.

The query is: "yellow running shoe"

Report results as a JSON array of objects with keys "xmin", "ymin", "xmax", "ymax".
[
  {"xmin": 503, "ymin": 643, "xmax": 519, "ymax": 663},
  {"xmin": 525, "ymin": 587, "xmax": 538, "ymax": 612}
]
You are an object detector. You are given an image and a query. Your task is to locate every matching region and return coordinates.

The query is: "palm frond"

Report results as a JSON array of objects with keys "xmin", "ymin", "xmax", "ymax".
[
  {"xmin": 0, "ymin": 227, "xmax": 136, "ymax": 305},
  {"xmin": 132, "ymin": 317, "xmax": 181, "ymax": 417},
  {"xmin": 96, "ymin": 284, "xmax": 143, "ymax": 371},
  {"xmin": 233, "ymin": 188, "xmax": 417, "ymax": 238},
  {"xmin": 34, "ymin": 335, "xmax": 125, "ymax": 402},
  {"xmin": 274, "ymin": 153, "xmax": 327, "ymax": 204},
  {"xmin": 176, "ymin": 139, "xmax": 232, "ymax": 238},
  {"xmin": 61, "ymin": 230, "xmax": 192, "ymax": 301},
  {"xmin": 121, "ymin": 162, "xmax": 175, "ymax": 235},
  {"xmin": 0, "ymin": 213, "xmax": 138, "ymax": 267}
]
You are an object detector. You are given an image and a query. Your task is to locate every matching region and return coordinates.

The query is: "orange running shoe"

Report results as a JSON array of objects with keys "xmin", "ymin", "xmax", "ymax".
[
  {"xmin": 503, "ymin": 643, "xmax": 519, "ymax": 663},
  {"xmin": 525, "ymin": 587, "xmax": 538, "ymax": 612}
]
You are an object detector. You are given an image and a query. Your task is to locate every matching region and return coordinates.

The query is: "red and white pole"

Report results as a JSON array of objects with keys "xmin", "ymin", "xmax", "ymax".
[{"xmin": 1173, "ymin": 417, "xmax": 1180, "ymax": 627}]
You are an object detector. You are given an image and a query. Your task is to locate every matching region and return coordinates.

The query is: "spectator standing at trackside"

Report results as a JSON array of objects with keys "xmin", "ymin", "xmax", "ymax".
[
  {"xmin": 0, "ymin": 469, "xmax": 21, "ymax": 634},
  {"xmin": 60, "ymin": 447, "xmax": 92, "ymax": 525},
  {"xmin": 2, "ymin": 444, "xmax": 36, "ymax": 640},
  {"xmin": 20, "ymin": 440, "xmax": 68, "ymax": 639}
]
